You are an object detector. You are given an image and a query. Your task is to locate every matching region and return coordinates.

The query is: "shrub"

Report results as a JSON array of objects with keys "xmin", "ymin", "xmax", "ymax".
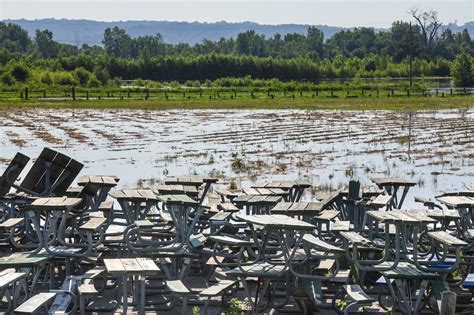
[
  {"xmin": 1, "ymin": 72, "xmax": 15, "ymax": 85},
  {"xmin": 54, "ymin": 72, "xmax": 77, "ymax": 86},
  {"xmin": 10, "ymin": 63, "xmax": 29, "ymax": 82},
  {"xmin": 87, "ymin": 76, "xmax": 101, "ymax": 87},
  {"xmin": 40, "ymin": 72, "xmax": 53, "ymax": 85},
  {"xmin": 73, "ymin": 67, "xmax": 91, "ymax": 86}
]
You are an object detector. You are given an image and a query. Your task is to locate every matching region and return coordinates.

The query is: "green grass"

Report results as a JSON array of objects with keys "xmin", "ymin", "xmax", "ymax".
[{"xmin": 0, "ymin": 96, "xmax": 473, "ymax": 111}]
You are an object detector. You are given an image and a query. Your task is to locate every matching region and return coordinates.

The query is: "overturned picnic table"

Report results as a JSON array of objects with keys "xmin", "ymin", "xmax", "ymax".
[
  {"xmin": 252, "ymin": 180, "xmax": 311, "ymax": 202},
  {"xmin": 371, "ymin": 177, "xmax": 417, "ymax": 209}
]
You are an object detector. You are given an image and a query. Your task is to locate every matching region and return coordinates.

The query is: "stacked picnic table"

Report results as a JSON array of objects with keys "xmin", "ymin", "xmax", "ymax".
[{"xmin": 1, "ymin": 150, "xmax": 474, "ymax": 314}]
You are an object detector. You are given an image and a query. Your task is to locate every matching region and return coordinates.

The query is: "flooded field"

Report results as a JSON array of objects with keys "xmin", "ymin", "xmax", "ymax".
[{"xmin": 0, "ymin": 108, "xmax": 472, "ymax": 207}]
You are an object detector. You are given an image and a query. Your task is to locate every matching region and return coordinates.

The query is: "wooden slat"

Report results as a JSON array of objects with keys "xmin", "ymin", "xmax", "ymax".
[
  {"xmin": 340, "ymin": 231, "xmax": 371, "ymax": 245},
  {"xmin": 80, "ymin": 217, "xmax": 106, "ymax": 231},
  {"xmin": 344, "ymin": 285, "xmax": 374, "ymax": 303},
  {"xmin": 119, "ymin": 258, "xmax": 144, "ymax": 273},
  {"xmin": 0, "ymin": 218, "xmax": 24, "ymax": 228},
  {"xmin": 302, "ymin": 234, "xmax": 344, "ymax": 253},
  {"xmin": 104, "ymin": 259, "xmax": 126, "ymax": 274},
  {"xmin": 200, "ymin": 280, "xmax": 236, "ymax": 297},
  {"xmin": 15, "ymin": 292, "xmax": 57, "ymax": 313},
  {"xmin": 0, "ymin": 272, "xmax": 25, "ymax": 289},
  {"xmin": 136, "ymin": 258, "xmax": 160, "ymax": 274},
  {"xmin": 166, "ymin": 280, "xmax": 190, "ymax": 294},
  {"xmin": 428, "ymin": 231, "xmax": 467, "ymax": 246}
]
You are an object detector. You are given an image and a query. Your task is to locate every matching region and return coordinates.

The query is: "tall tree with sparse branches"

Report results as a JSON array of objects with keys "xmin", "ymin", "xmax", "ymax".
[{"xmin": 409, "ymin": 8, "xmax": 442, "ymax": 56}]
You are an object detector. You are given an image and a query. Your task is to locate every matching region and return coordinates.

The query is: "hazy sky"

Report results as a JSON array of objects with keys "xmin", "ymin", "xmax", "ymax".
[{"xmin": 1, "ymin": 0, "xmax": 472, "ymax": 27}]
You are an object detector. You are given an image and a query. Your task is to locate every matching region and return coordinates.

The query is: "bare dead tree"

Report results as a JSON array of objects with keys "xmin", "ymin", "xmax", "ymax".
[{"xmin": 409, "ymin": 8, "xmax": 442, "ymax": 54}]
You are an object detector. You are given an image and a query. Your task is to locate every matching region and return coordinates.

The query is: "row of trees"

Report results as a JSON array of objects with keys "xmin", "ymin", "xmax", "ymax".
[{"xmin": 0, "ymin": 9, "xmax": 473, "ymax": 87}]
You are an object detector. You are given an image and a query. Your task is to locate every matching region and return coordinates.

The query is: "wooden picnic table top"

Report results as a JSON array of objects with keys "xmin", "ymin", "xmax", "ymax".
[
  {"xmin": 104, "ymin": 258, "xmax": 159, "ymax": 275},
  {"xmin": 156, "ymin": 194, "xmax": 199, "ymax": 206},
  {"xmin": 165, "ymin": 176, "xmax": 218, "ymax": 186},
  {"xmin": 109, "ymin": 189, "xmax": 157, "ymax": 201},
  {"xmin": 25, "ymin": 197, "xmax": 82, "ymax": 211},
  {"xmin": 340, "ymin": 186, "xmax": 385, "ymax": 197},
  {"xmin": 252, "ymin": 180, "xmax": 311, "ymax": 190},
  {"xmin": 435, "ymin": 195, "xmax": 474, "ymax": 208},
  {"xmin": 233, "ymin": 195, "xmax": 282, "ymax": 205},
  {"xmin": 77, "ymin": 175, "xmax": 119, "ymax": 186},
  {"xmin": 242, "ymin": 187, "xmax": 288, "ymax": 197},
  {"xmin": 367, "ymin": 210, "xmax": 435, "ymax": 224},
  {"xmin": 271, "ymin": 202, "xmax": 324, "ymax": 215},
  {"xmin": 381, "ymin": 262, "xmax": 439, "ymax": 280},
  {"xmin": 0, "ymin": 253, "xmax": 50, "ymax": 268},
  {"xmin": 156, "ymin": 184, "xmax": 199, "ymax": 196},
  {"xmin": 421, "ymin": 209, "xmax": 461, "ymax": 219},
  {"xmin": 236, "ymin": 214, "xmax": 316, "ymax": 230},
  {"xmin": 371, "ymin": 177, "xmax": 417, "ymax": 187}
]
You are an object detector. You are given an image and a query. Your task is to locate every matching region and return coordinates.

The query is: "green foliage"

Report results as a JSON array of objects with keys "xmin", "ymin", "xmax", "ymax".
[
  {"xmin": 0, "ymin": 71, "xmax": 15, "ymax": 86},
  {"xmin": 225, "ymin": 298, "xmax": 250, "ymax": 314},
  {"xmin": 9, "ymin": 63, "xmax": 29, "ymax": 82},
  {"xmin": 451, "ymin": 53, "xmax": 474, "ymax": 87},
  {"xmin": 35, "ymin": 29, "xmax": 59, "ymax": 58},
  {"xmin": 54, "ymin": 72, "xmax": 77, "ymax": 86},
  {"xmin": 73, "ymin": 67, "xmax": 92, "ymax": 85}
]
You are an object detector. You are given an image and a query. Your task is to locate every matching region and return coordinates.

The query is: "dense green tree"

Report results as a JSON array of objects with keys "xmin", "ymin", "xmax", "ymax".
[
  {"xmin": 451, "ymin": 53, "xmax": 473, "ymax": 87},
  {"xmin": 102, "ymin": 27, "xmax": 132, "ymax": 57},
  {"xmin": 9, "ymin": 63, "xmax": 30, "ymax": 82},
  {"xmin": 35, "ymin": 29, "xmax": 59, "ymax": 58},
  {"xmin": 0, "ymin": 22, "xmax": 31, "ymax": 52}
]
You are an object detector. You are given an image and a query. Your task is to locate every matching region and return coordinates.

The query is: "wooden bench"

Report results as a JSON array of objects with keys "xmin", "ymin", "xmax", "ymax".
[
  {"xmin": 332, "ymin": 220, "xmax": 351, "ymax": 232},
  {"xmin": 340, "ymin": 231, "xmax": 372, "ymax": 246},
  {"xmin": 209, "ymin": 235, "xmax": 253, "ymax": 247},
  {"xmin": 210, "ymin": 212, "xmax": 232, "ymax": 221},
  {"xmin": 217, "ymin": 203, "xmax": 239, "ymax": 212},
  {"xmin": 165, "ymin": 280, "xmax": 190, "ymax": 315},
  {"xmin": 302, "ymin": 234, "xmax": 344, "ymax": 253},
  {"xmin": 342, "ymin": 284, "xmax": 374, "ymax": 314},
  {"xmin": 428, "ymin": 231, "xmax": 467, "ymax": 247},
  {"xmin": 0, "ymin": 218, "xmax": 24, "ymax": 229},
  {"xmin": 200, "ymin": 280, "xmax": 237, "ymax": 314},
  {"xmin": 14, "ymin": 292, "xmax": 57, "ymax": 314},
  {"xmin": 79, "ymin": 217, "xmax": 107, "ymax": 231}
]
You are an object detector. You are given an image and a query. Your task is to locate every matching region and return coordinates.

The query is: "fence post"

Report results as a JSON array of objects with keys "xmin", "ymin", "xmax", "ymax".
[
  {"xmin": 25, "ymin": 87, "xmax": 28, "ymax": 100},
  {"xmin": 86, "ymin": 91, "xmax": 89, "ymax": 100},
  {"xmin": 72, "ymin": 87, "xmax": 76, "ymax": 101},
  {"xmin": 407, "ymin": 89, "xmax": 410, "ymax": 97},
  {"xmin": 440, "ymin": 291, "xmax": 456, "ymax": 315},
  {"xmin": 43, "ymin": 90, "xmax": 46, "ymax": 98}
]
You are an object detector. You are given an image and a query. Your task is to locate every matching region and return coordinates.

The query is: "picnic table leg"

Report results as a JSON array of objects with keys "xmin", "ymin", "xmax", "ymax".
[
  {"xmin": 414, "ymin": 280, "xmax": 428, "ymax": 313},
  {"xmin": 398, "ymin": 185, "xmax": 411, "ymax": 209},
  {"xmin": 122, "ymin": 274, "xmax": 128, "ymax": 314},
  {"xmin": 140, "ymin": 276, "xmax": 145, "ymax": 315}
]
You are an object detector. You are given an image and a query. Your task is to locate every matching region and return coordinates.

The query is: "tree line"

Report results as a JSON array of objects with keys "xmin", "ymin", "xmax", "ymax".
[{"xmin": 0, "ymin": 9, "xmax": 473, "ymax": 87}]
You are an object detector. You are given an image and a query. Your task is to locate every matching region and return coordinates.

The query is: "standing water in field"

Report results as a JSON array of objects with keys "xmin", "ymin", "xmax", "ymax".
[{"xmin": 0, "ymin": 108, "xmax": 472, "ymax": 207}]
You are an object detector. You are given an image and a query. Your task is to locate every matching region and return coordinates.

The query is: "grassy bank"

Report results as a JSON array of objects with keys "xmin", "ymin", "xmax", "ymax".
[{"xmin": 0, "ymin": 96, "xmax": 473, "ymax": 111}]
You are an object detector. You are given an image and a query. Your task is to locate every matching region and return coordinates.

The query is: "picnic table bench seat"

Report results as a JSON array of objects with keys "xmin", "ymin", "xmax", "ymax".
[
  {"xmin": 226, "ymin": 262, "xmax": 286, "ymax": 278},
  {"xmin": 332, "ymin": 220, "xmax": 351, "ymax": 231},
  {"xmin": 217, "ymin": 202, "xmax": 239, "ymax": 212},
  {"xmin": 428, "ymin": 231, "xmax": 467, "ymax": 246},
  {"xmin": 209, "ymin": 235, "xmax": 254, "ymax": 247},
  {"xmin": 79, "ymin": 217, "xmax": 107, "ymax": 231},
  {"xmin": 312, "ymin": 210, "xmax": 339, "ymax": 222},
  {"xmin": 14, "ymin": 292, "xmax": 58, "ymax": 314},
  {"xmin": 302, "ymin": 234, "xmax": 344, "ymax": 253},
  {"xmin": 0, "ymin": 218, "xmax": 24, "ymax": 229},
  {"xmin": 340, "ymin": 231, "xmax": 373, "ymax": 246},
  {"xmin": 344, "ymin": 284, "xmax": 374, "ymax": 304}
]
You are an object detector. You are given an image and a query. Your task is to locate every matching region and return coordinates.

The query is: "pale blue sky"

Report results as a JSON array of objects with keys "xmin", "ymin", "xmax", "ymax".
[{"xmin": 1, "ymin": 0, "xmax": 472, "ymax": 27}]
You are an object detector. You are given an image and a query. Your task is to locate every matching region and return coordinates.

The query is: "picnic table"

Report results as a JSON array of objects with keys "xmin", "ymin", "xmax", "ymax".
[
  {"xmin": 229, "ymin": 214, "xmax": 316, "ymax": 311},
  {"xmin": 380, "ymin": 262, "xmax": 440, "ymax": 315},
  {"xmin": 104, "ymin": 258, "xmax": 160, "ymax": 314},
  {"xmin": 109, "ymin": 189, "xmax": 158, "ymax": 224},
  {"xmin": 164, "ymin": 176, "xmax": 218, "ymax": 204},
  {"xmin": 252, "ymin": 180, "xmax": 311, "ymax": 202},
  {"xmin": 0, "ymin": 252, "xmax": 51, "ymax": 297},
  {"xmin": 270, "ymin": 202, "xmax": 324, "ymax": 222},
  {"xmin": 21, "ymin": 197, "xmax": 84, "ymax": 256},
  {"xmin": 467, "ymin": 184, "xmax": 474, "ymax": 191},
  {"xmin": 76, "ymin": 175, "xmax": 119, "ymax": 209},
  {"xmin": 233, "ymin": 195, "xmax": 282, "ymax": 215},
  {"xmin": 371, "ymin": 177, "xmax": 417, "ymax": 209}
]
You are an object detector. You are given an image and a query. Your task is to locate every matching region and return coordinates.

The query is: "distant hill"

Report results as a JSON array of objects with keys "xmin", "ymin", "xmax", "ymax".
[{"xmin": 2, "ymin": 19, "xmax": 473, "ymax": 46}]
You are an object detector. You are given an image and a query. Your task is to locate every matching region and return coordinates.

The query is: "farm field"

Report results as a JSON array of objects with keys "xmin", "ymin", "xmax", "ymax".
[{"xmin": 1, "ymin": 107, "xmax": 472, "ymax": 208}]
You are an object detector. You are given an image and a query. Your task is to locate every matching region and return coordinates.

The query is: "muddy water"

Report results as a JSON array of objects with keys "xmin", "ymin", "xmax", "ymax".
[{"xmin": 0, "ymin": 108, "xmax": 472, "ymax": 207}]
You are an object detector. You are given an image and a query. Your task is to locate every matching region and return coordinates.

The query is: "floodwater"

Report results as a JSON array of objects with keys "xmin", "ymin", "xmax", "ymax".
[{"xmin": 0, "ymin": 108, "xmax": 472, "ymax": 207}]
